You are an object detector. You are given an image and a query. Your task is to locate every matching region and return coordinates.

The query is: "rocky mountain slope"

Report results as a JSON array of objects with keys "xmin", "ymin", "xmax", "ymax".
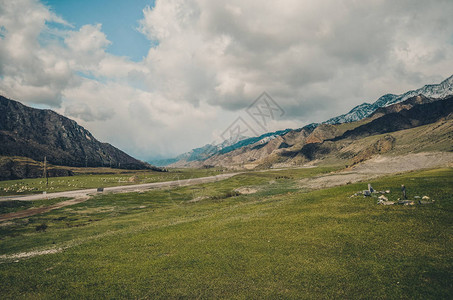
[
  {"xmin": 333, "ymin": 95, "xmax": 452, "ymax": 140},
  {"xmin": 295, "ymin": 96, "xmax": 453, "ymax": 163},
  {"xmin": 0, "ymin": 96, "xmax": 158, "ymax": 170}
]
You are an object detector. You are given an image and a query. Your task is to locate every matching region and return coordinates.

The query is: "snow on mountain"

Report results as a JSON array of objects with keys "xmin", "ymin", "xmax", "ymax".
[
  {"xmin": 169, "ymin": 135, "xmax": 250, "ymax": 164},
  {"xmin": 218, "ymin": 129, "xmax": 291, "ymax": 155},
  {"xmin": 325, "ymin": 75, "xmax": 453, "ymax": 125},
  {"xmin": 160, "ymin": 74, "xmax": 453, "ymax": 166},
  {"xmin": 162, "ymin": 129, "xmax": 292, "ymax": 166}
]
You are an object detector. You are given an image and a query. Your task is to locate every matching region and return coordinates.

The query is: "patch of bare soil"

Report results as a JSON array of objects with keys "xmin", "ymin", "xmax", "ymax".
[
  {"xmin": 300, "ymin": 152, "xmax": 453, "ymax": 190},
  {"xmin": 234, "ymin": 187, "xmax": 258, "ymax": 195},
  {"xmin": 188, "ymin": 196, "xmax": 209, "ymax": 203},
  {"xmin": 0, "ymin": 248, "xmax": 64, "ymax": 262},
  {"xmin": 0, "ymin": 196, "xmax": 91, "ymax": 222}
]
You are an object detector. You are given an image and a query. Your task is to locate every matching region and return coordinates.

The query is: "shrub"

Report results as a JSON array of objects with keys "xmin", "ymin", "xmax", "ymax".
[{"xmin": 35, "ymin": 223, "xmax": 48, "ymax": 232}]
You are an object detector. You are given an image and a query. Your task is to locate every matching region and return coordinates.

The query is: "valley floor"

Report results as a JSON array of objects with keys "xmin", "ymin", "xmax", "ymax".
[{"xmin": 0, "ymin": 162, "xmax": 452, "ymax": 299}]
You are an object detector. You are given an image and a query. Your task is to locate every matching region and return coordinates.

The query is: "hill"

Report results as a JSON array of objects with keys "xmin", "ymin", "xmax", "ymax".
[{"xmin": 0, "ymin": 96, "xmax": 158, "ymax": 171}]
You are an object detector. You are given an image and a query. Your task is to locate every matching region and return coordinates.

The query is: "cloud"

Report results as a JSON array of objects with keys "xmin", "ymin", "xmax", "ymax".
[
  {"xmin": 65, "ymin": 24, "xmax": 110, "ymax": 68},
  {"xmin": 0, "ymin": 0, "xmax": 453, "ymax": 159},
  {"xmin": 0, "ymin": 0, "xmax": 75, "ymax": 105},
  {"xmin": 138, "ymin": 0, "xmax": 453, "ymax": 120}
]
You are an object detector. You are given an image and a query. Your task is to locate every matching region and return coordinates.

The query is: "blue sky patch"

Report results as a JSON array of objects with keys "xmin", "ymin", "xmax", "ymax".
[{"xmin": 43, "ymin": 0, "xmax": 155, "ymax": 61}]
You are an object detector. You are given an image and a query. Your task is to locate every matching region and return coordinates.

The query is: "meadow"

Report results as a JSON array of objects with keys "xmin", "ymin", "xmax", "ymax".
[
  {"xmin": 0, "ymin": 168, "xmax": 226, "ymax": 196},
  {"xmin": 0, "ymin": 167, "xmax": 452, "ymax": 299}
]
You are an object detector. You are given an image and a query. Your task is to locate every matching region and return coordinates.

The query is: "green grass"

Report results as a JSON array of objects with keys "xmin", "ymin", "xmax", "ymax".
[
  {"xmin": 0, "ymin": 168, "xmax": 227, "ymax": 196},
  {"xmin": 0, "ymin": 167, "xmax": 452, "ymax": 299},
  {"xmin": 0, "ymin": 197, "xmax": 70, "ymax": 215}
]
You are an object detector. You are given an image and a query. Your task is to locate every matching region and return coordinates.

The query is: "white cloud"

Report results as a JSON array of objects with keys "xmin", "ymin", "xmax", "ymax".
[
  {"xmin": 64, "ymin": 24, "xmax": 110, "ymax": 68},
  {"xmin": 0, "ymin": 0, "xmax": 76, "ymax": 105},
  {"xmin": 0, "ymin": 0, "xmax": 453, "ymax": 160}
]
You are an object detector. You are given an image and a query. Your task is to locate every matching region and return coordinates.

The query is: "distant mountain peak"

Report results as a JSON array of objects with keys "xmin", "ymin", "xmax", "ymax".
[{"xmin": 324, "ymin": 74, "xmax": 453, "ymax": 125}]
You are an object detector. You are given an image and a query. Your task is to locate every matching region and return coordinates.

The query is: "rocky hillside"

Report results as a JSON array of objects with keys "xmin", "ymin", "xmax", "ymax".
[
  {"xmin": 334, "ymin": 95, "xmax": 453, "ymax": 140},
  {"xmin": 280, "ymin": 95, "xmax": 453, "ymax": 167},
  {"xmin": 0, "ymin": 96, "xmax": 158, "ymax": 170},
  {"xmin": 0, "ymin": 156, "xmax": 73, "ymax": 181}
]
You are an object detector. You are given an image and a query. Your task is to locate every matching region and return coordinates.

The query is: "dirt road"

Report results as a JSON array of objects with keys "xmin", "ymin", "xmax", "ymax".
[
  {"xmin": 0, "ymin": 173, "xmax": 240, "ymax": 221},
  {"xmin": 2, "ymin": 151, "xmax": 452, "ymax": 221}
]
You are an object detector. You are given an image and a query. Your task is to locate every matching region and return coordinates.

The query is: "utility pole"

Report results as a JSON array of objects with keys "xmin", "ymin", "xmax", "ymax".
[
  {"xmin": 85, "ymin": 155, "xmax": 88, "ymax": 168},
  {"xmin": 43, "ymin": 156, "xmax": 48, "ymax": 186}
]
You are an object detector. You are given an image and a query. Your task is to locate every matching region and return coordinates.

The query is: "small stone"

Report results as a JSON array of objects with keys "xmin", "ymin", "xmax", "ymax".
[
  {"xmin": 385, "ymin": 190, "xmax": 390, "ymax": 194},
  {"xmin": 129, "ymin": 175, "xmax": 139, "ymax": 183},
  {"xmin": 398, "ymin": 200, "xmax": 415, "ymax": 205},
  {"xmin": 378, "ymin": 195, "xmax": 388, "ymax": 201},
  {"xmin": 377, "ymin": 199, "xmax": 394, "ymax": 205},
  {"xmin": 418, "ymin": 201, "xmax": 432, "ymax": 205},
  {"xmin": 422, "ymin": 196, "xmax": 430, "ymax": 200}
]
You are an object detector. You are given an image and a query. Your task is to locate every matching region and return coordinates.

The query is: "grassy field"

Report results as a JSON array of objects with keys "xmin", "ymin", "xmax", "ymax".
[
  {"xmin": 0, "ymin": 167, "xmax": 452, "ymax": 299},
  {"xmin": 0, "ymin": 168, "xmax": 228, "ymax": 196},
  {"xmin": 0, "ymin": 197, "xmax": 71, "ymax": 215}
]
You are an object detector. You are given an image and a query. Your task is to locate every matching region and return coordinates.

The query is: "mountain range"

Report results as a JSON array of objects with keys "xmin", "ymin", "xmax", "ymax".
[
  {"xmin": 166, "ymin": 75, "xmax": 453, "ymax": 168},
  {"xmin": 1, "ymin": 75, "xmax": 452, "ymax": 177},
  {"xmin": 325, "ymin": 74, "xmax": 453, "ymax": 124}
]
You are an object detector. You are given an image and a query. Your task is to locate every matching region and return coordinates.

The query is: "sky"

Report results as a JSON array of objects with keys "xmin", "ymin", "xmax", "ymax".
[{"xmin": 1, "ymin": 0, "xmax": 453, "ymax": 161}]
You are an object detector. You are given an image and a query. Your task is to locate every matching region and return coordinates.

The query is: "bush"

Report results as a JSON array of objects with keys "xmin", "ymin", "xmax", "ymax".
[{"xmin": 35, "ymin": 223, "xmax": 48, "ymax": 232}]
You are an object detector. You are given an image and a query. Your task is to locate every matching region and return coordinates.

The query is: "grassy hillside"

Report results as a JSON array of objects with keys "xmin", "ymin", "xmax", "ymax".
[{"xmin": 1, "ymin": 167, "xmax": 452, "ymax": 298}]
